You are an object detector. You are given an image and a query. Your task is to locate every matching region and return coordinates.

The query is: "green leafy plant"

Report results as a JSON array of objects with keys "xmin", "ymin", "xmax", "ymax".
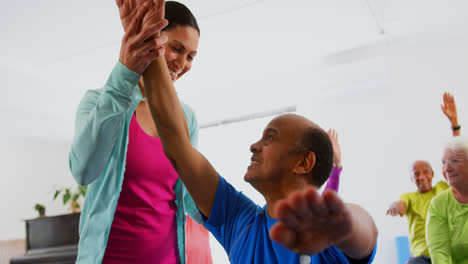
[
  {"xmin": 53, "ymin": 186, "xmax": 87, "ymax": 210},
  {"xmin": 34, "ymin": 203, "xmax": 46, "ymax": 217}
]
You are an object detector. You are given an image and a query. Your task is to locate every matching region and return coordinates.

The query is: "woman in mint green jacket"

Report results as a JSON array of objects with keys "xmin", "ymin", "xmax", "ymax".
[{"xmin": 69, "ymin": 1, "xmax": 203, "ymax": 263}]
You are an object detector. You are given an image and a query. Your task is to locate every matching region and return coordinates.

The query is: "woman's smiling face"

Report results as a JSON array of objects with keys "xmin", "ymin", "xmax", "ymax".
[
  {"xmin": 162, "ymin": 25, "xmax": 199, "ymax": 82},
  {"xmin": 443, "ymin": 148, "xmax": 468, "ymax": 190}
]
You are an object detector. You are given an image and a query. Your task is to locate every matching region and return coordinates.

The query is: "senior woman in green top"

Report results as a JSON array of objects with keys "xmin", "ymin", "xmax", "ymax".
[{"xmin": 426, "ymin": 136, "xmax": 468, "ymax": 263}]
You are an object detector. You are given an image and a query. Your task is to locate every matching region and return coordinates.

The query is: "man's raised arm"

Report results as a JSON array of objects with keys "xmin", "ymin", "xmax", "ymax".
[{"xmin": 141, "ymin": 22, "xmax": 219, "ymax": 219}]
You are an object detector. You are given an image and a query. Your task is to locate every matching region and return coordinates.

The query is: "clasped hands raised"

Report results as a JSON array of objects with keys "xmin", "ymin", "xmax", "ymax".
[{"xmin": 116, "ymin": 0, "xmax": 167, "ymax": 74}]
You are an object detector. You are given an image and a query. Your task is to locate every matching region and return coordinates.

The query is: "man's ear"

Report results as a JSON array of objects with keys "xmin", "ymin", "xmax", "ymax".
[{"xmin": 294, "ymin": 151, "xmax": 316, "ymax": 174}]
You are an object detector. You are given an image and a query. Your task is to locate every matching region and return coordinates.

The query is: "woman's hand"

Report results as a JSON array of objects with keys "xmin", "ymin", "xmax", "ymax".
[
  {"xmin": 116, "ymin": 0, "xmax": 164, "ymax": 32},
  {"xmin": 118, "ymin": 1, "xmax": 168, "ymax": 74}
]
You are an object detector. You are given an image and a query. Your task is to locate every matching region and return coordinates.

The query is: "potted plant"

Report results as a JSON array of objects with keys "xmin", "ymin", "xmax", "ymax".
[
  {"xmin": 53, "ymin": 185, "xmax": 87, "ymax": 213},
  {"xmin": 15, "ymin": 186, "xmax": 86, "ymax": 263},
  {"xmin": 34, "ymin": 203, "xmax": 46, "ymax": 218}
]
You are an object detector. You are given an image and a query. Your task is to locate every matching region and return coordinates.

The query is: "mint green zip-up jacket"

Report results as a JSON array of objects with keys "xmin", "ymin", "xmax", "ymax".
[{"xmin": 69, "ymin": 62, "xmax": 201, "ymax": 264}]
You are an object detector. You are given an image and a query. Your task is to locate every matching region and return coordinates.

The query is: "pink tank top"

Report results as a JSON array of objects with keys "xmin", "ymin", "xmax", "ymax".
[{"xmin": 103, "ymin": 114, "xmax": 180, "ymax": 264}]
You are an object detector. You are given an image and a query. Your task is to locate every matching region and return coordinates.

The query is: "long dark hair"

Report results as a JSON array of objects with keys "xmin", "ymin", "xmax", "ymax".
[{"xmin": 164, "ymin": 1, "xmax": 200, "ymax": 35}]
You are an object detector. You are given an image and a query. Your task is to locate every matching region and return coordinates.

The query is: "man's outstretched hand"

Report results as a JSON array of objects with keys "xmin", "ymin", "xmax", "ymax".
[
  {"xmin": 386, "ymin": 201, "xmax": 405, "ymax": 217},
  {"xmin": 270, "ymin": 186, "xmax": 352, "ymax": 255}
]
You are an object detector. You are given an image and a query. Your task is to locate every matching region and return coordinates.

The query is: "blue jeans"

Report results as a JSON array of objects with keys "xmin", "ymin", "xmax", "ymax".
[{"xmin": 406, "ymin": 255, "xmax": 431, "ymax": 264}]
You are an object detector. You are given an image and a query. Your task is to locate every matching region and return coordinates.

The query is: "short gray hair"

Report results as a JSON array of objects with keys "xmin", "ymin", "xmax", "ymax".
[
  {"xmin": 446, "ymin": 136, "xmax": 468, "ymax": 157},
  {"xmin": 411, "ymin": 160, "xmax": 433, "ymax": 172},
  {"xmin": 410, "ymin": 160, "xmax": 433, "ymax": 178}
]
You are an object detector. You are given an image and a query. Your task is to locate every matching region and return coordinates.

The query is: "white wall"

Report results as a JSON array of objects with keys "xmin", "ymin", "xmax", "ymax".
[
  {"xmin": 0, "ymin": 136, "xmax": 76, "ymax": 240},
  {"xmin": 2, "ymin": 35, "xmax": 468, "ymax": 264},
  {"xmin": 199, "ymin": 34, "xmax": 468, "ymax": 263},
  {"xmin": 2, "ymin": 1, "xmax": 468, "ymax": 263}
]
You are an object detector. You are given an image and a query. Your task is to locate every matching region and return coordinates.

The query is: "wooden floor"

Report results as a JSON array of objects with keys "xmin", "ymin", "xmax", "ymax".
[{"xmin": 0, "ymin": 239, "xmax": 25, "ymax": 264}]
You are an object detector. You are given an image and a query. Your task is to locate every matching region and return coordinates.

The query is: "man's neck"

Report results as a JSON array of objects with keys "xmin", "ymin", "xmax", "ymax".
[
  {"xmin": 263, "ymin": 178, "xmax": 308, "ymax": 219},
  {"xmin": 418, "ymin": 186, "xmax": 433, "ymax": 194},
  {"xmin": 265, "ymin": 193, "xmax": 286, "ymax": 219}
]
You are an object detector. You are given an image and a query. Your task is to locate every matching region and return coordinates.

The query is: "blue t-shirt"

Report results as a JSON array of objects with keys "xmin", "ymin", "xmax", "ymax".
[{"xmin": 203, "ymin": 177, "xmax": 376, "ymax": 264}]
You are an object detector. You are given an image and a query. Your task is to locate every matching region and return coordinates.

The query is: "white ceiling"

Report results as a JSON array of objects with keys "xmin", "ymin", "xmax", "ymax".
[{"xmin": 2, "ymin": 0, "xmax": 468, "ymax": 140}]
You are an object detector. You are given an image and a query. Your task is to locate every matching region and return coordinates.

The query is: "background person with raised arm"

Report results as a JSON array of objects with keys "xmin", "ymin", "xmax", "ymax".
[
  {"xmin": 324, "ymin": 128, "xmax": 343, "ymax": 192},
  {"xmin": 441, "ymin": 92, "xmax": 461, "ymax": 137},
  {"xmin": 386, "ymin": 92, "xmax": 461, "ymax": 264}
]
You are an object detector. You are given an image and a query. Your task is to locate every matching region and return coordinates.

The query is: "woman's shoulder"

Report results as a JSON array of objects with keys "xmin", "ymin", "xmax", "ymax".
[
  {"xmin": 430, "ymin": 188, "xmax": 453, "ymax": 210},
  {"xmin": 435, "ymin": 180, "xmax": 450, "ymax": 191},
  {"xmin": 435, "ymin": 188, "xmax": 452, "ymax": 200}
]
